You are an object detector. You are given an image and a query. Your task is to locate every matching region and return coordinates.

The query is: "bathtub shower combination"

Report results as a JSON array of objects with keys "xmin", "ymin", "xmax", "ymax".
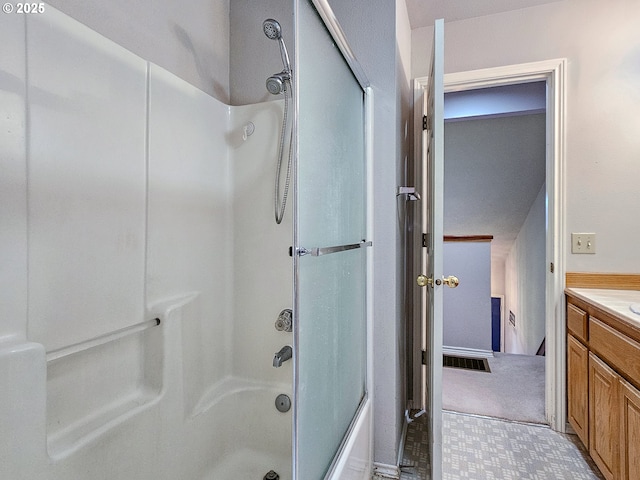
[{"xmin": 0, "ymin": 1, "xmax": 371, "ymax": 479}]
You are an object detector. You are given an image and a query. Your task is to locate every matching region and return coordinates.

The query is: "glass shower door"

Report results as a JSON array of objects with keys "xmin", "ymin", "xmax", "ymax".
[{"xmin": 294, "ymin": 1, "xmax": 369, "ymax": 478}]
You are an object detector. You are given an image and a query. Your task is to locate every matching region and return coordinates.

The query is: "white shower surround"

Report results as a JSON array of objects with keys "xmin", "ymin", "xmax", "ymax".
[
  {"xmin": 1, "ymin": 6, "xmax": 373, "ymax": 479},
  {"xmin": 0, "ymin": 6, "xmax": 296, "ymax": 479}
]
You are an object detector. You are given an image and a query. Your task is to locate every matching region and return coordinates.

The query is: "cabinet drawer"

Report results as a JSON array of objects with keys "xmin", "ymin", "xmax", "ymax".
[
  {"xmin": 568, "ymin": 302, "xmax": 588, "ymax": 343},
  {"xmin": 590, "ymin": 317, "xmax": 640, "ymax": 389}
]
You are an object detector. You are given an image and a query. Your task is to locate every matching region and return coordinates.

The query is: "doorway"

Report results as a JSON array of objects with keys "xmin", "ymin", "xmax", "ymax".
[
  {"xmin": 441, "ymin": 97, "xmax": 548, "ymax": 420},
  {"xmin": 413, "ymin": 58, "xmax": 567, "ymax": 434}
]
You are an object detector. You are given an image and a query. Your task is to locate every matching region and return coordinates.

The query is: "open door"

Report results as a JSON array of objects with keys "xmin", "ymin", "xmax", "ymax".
[{"xmin": 415, "ymin": 18, "xmax": 446, "ymax": 480}]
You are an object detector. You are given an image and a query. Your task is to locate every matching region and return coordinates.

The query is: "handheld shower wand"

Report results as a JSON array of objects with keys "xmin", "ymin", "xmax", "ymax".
[
  {"xmin": 263, "ymin": 18, "xmax": 294, "ymax": 225},
  {"xmin": 263, "ymin": 19, "xmax": 292, "ymax": 96},
  {"xmin": 263, "ymin": 19, "xmax": 291, "ymax": 73}
]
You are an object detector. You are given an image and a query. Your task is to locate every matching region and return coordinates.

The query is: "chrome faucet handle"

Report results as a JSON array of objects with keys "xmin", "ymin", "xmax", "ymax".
[{"xmin": 275, "ymin": 309, "xmax": 293, "ymax": 332}]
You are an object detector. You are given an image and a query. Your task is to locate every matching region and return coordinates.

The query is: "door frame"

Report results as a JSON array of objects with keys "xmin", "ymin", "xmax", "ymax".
[{"xmin": 413, "ymin": 58, "xmax": 567, "ymax": 432}]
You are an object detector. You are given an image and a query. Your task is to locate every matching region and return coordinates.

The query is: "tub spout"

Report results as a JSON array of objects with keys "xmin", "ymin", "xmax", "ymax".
[{"xmin": 273, "ymin": 345, "xmax": 292, "ymax": 367}]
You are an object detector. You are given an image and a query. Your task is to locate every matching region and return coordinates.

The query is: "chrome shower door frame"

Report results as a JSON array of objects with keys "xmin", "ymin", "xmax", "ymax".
[{"xmin": 292, "ymin": 0, "xmax": 373, "ymax": 478}]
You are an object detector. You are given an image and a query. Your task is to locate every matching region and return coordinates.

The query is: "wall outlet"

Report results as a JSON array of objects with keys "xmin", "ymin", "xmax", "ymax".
[{"xmin": 571, "ymin": 233, "xmax": 596, "ymax": 254}]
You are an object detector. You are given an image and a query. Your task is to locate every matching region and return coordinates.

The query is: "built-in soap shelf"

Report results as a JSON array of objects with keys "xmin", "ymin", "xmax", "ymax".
[{"xmin": 46, "ymin": 319, "xmax": 163, "ymax": 459}]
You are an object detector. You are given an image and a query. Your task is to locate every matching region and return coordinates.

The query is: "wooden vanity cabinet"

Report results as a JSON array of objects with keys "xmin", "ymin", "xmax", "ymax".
[
  {"xmin": 620, "ymin": 378, "xmax": 640, "ymax": 480},
  {"xmin": 589, "ymin": 352, "xmax": 619, "ymax": 480},
  {"xmin": 567, "ymin": 333, "xmax": 589, "ymax": 446},
  {"xmin": 566, "ymin": 292, "xmax": 640, "ymax": 480},
  {"xmin": 568, "ymin": 302, "xmax": 588, "ymax": 343}
]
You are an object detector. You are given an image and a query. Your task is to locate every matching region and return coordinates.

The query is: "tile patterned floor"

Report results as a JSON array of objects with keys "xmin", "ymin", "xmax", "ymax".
[{"xmin": 400, "ymin": 411, "xmax": 605, "ymax": 480}]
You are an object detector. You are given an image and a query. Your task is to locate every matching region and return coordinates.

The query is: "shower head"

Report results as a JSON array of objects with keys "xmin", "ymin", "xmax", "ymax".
[
  {"xmin": 263, "ymin": 19, "xmax": 282, "ymax": 40},
  {"xmin": 263, "ymin": 18, "xmax": 291, "ymax": 74},
  {"xmin": 266, "ymin": 72, "xmax": 290, "ymax": 95}
]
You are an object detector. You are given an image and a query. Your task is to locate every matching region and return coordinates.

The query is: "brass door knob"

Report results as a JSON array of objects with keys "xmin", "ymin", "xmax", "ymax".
[
  {"xmin": 417, "ymin": 275, "xmax": 441, "ymax": 287},
  {"xmin": 443, "ymin": 275, "xmax": 459, "ymax": 288},
  {"xmin": 417, "ymin": 275, "xmax": 458, "ymax": 288}
]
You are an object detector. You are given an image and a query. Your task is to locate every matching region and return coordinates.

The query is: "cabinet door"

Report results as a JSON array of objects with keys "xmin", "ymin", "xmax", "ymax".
[
  {"xmin": 568, "ymin": 334, "xmax": 589, "ymax": 447},
  {"xmin": 589, "ymin": 352, "xmax": 620, "ymax": 480},
  {"xmin": 620, "ymin": 378, "xmax": 640, "ymax": 480}
]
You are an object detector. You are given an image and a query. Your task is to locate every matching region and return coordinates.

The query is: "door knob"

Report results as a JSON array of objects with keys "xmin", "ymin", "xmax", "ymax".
[
  {"xmin": 417, "ymin": 275, "xmax": 459, "ymax": 288},
  {"xmin": 417, "ymin": 275, "xmax": 441, "ymax": 287},
  {"xmin": 443, "ymin": 275, "xmax": 459, "ymax": 288}
]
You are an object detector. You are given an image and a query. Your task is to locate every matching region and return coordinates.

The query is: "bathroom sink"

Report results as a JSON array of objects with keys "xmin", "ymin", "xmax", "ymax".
[{"xmin": 630, "ymin": 303, "xmax": 640, "ymax": 315}]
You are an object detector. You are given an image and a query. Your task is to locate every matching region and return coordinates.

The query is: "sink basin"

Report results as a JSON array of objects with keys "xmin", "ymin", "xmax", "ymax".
[{"xmin": 631, "ymin": 304, "xmax": 640, "ymax": 315}]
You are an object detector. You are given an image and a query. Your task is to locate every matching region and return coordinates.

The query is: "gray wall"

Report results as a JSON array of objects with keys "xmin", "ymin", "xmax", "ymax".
[
  {"xmin": 412, "ymin": 0, "xmax": 640, "ymax": 274},
  {"xmin": 443, "ymin": 242, "xmax": 492, "ymax": 352},
  {"xmin": 328, "ymin": 0, "xmax": 411, "ymax": 467},
  {"xmin": 443, "ymin": 114, "xmax": 546, "ymax": 261},
  {"xmin": 229, "ymin": 0, "xmax": 292, "ymax": 105},
  {"xmin": 47, "ymin": 0, "xmax": 231, "ymax": 103},
  {"xmin": 505, "ymin": 185, "xmax": 546, "ymax": 355},
  {"xmin": 442, "ymin": 112, "xmax": 546, "ymax": 355}
]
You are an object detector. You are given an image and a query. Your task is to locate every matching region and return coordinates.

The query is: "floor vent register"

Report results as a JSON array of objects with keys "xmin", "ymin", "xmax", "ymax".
[{"xmin": 443, "ymin": 354, "xmax": 491, "ymax": 373}]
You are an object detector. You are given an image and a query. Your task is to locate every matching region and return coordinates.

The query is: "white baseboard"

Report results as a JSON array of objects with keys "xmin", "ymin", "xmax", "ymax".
[
  {"xmin": 372, "ymin": 462, "xmax": 400, "ymax": 479},
  {"xmin": 443, "ymin": 345, "xmax": 494, "ymax": 359}
]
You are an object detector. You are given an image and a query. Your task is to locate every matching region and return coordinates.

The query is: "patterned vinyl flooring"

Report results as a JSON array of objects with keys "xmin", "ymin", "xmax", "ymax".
[{"xmin": 400, "ymin": 411, "xmax": 605, "ymax": 480}]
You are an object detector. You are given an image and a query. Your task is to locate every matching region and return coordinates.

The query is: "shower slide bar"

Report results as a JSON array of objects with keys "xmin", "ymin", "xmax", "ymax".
[
  {"xmin": 46, "ymin": 317, "xmax": 161, "ymax": 362},
  {"xmin": 296, "ymin": 240, "xmax": 372, "ymax": 257}
]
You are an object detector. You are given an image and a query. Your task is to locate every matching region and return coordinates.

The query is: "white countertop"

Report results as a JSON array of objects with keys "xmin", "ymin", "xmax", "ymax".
[{"xmin": 566, "ymin": 288, "xmax": 640, "ymax": 328}]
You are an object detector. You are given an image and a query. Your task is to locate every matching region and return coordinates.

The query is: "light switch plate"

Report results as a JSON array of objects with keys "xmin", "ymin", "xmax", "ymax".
[{"xmin": 571, "ymin": 233, "xmax": 596, "ymax": 254}]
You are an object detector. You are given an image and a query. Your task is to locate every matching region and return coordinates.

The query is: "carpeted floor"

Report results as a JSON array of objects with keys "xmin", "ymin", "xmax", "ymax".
[
  {"xmin": 400, "ymin": 411, "xmax": 605, "ymax": 480},
  {"xmin": 442, "ymin": 352, "xmax": 546, "ymax": 424}
]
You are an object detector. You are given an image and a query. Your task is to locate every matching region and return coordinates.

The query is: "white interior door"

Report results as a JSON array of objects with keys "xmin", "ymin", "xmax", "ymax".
[{"xmin": 417, "ymin": 18, "xmax": 445, "ymax": 480}]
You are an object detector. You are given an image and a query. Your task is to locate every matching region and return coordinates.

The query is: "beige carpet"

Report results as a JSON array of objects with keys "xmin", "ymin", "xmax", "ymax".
[{"xmin": 442, "ymin": 352, "xmax": 546, "ymax": 424}]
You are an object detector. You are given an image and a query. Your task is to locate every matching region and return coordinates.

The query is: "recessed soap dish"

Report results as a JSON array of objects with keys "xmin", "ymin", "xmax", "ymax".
[{"xmin": 630, "ymin": 303, "xmax": 640, "ymax": 315}]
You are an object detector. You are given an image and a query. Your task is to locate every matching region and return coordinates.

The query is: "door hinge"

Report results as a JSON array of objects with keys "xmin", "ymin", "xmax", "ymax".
[
  {"xmin": 421, "ymin": 350, "xmax": 427, "ymax": 365},
  {"xmin": 423, "ymin": 115, "xmax": 430, "ymax": 131},
  {"xmin": 422, "ymin": 233, "xmax": 429, "ymax": 248},
  {"xmin": 550, "ymin": 262, "xmax": 554, "ymax": 273}
]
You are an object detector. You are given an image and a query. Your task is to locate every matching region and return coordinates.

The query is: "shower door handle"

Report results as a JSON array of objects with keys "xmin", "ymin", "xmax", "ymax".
[{"xmin": 296, "ymin": 240, "xmax": 372, "ymax": 257}]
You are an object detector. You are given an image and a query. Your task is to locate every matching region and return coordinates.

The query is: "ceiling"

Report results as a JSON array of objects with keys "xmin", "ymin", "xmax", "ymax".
[{"xmin": 404, "ymin": 0, "xmax": 564, "ymax": 29}]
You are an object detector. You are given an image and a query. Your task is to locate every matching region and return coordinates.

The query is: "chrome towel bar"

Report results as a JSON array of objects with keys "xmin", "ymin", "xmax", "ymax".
[{"xmin": 296, "ymin": 240, "xmax": 372, "ymax": 257}]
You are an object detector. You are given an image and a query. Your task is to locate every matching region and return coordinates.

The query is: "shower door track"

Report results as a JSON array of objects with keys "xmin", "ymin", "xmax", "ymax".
[{"xmin": 296, "ymin": 240, "xmax": 372, "ymax": 257}]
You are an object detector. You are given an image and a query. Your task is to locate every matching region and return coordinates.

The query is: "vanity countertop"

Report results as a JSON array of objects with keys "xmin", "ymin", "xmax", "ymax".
[{"xmin": 565, "ymin": 287, "xmax": 640, "ymax": 329}]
